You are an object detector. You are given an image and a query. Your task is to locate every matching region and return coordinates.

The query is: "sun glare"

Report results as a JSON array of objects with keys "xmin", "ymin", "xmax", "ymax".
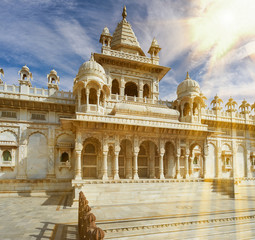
[{"xmin": 188, "ymin": 0, "xmax": 255, "ymax": 70}]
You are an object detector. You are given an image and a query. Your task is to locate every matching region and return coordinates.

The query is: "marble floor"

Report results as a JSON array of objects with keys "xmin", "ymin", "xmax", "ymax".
[{"xmin": 1, "ymin": 191, "xmax": 255, "ymax": 239}]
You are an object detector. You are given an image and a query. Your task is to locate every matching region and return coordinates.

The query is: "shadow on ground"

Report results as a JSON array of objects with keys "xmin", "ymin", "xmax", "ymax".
[{"xmin": 30, "ymin": 222, "xmax": 78, "ymax": 240}]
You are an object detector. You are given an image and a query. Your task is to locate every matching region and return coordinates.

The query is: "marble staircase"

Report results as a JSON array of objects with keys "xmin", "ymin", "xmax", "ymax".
[
  {"xmin": 78, "ymin": 180, "xmax": 250, "ymax": 239},
  {"xmin": 80, "ymin": 180, "xmax": 231, "ymax": 206}
]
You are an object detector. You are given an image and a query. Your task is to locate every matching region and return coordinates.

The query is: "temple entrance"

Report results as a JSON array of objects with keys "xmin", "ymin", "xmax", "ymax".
[{"xmin": 82, "ymin": 138, "xmax": 100, "ymax": 179}]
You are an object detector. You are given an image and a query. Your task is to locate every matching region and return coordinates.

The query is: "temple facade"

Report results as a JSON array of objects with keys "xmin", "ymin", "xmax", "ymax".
[{"xmin": 1, "ymin": 7, "xmax": 255, "ymax": 196}]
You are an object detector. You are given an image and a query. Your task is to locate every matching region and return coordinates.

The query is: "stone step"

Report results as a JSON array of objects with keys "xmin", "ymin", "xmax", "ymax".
[{"xmin": 97, "ymin": 210, "xmax": 255, "ymax": 239}]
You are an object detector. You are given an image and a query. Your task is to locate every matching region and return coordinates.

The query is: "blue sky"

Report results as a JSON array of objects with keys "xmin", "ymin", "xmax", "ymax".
[{"xmin": 1, "ymin": 0, "xmax": 255, "ymax": 106}]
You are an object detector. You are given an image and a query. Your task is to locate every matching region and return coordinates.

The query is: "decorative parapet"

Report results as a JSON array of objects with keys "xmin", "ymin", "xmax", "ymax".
[
  {"xmin": 203, "ymin": 109, "xmax": 255, "ymax": 125},
  {"xmin": 102, "ymin": 49, "xmax": 152, "ymax": 64},
  {"xmin": 0, "ymin": 83, "xmax": 75, "ymax": 104}
]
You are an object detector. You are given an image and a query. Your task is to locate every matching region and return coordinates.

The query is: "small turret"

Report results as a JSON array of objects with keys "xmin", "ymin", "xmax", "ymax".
[
  {"xmin": 99, "ymin": 26, "xmax": 112, "ymax": 54},
  {"xmin": 19, "ymin": 65, "xmax": 32, "ymax": 87},
  {"xmin": 47, "ymin": 69, "xmax": 60, "ymax": 95},
  {"xmin": 148, "ymin": 37, "xmax": 161, "ymax": 65}
]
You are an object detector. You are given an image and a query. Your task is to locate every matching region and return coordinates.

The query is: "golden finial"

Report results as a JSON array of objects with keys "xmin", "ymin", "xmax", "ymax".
[
  {"xmin": 185, "ymin": 72, "xmax": 190, "ymax": 80},
  {"xmin": 122, "ymin": 6, "xmax": 127, "ymax": 20}
]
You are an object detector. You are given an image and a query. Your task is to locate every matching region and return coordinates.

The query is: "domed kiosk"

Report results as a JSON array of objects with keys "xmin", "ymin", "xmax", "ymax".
[
  {"xmin": 73, "ymin": 54, "xmax": 110, "ymax": 114},
  {"xmin": 174, "ymin": 72, "xmax": 206, "ymax": 123}
]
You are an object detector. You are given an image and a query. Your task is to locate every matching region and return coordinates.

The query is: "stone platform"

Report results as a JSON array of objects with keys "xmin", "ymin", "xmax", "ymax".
[{"xmin": 1, "ymin": 180, "xmax": 255, "ymax": 239}]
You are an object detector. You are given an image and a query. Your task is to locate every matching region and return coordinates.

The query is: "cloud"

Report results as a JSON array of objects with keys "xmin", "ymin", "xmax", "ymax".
[{"xmin": 0, "ymin": 0, "xmax": 255, "ymax": 107}]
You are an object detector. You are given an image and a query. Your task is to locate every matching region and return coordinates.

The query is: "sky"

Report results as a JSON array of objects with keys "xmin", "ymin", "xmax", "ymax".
[{"xmin": 1, "ymin": 0, "xmax": 255, "ymax": 107}]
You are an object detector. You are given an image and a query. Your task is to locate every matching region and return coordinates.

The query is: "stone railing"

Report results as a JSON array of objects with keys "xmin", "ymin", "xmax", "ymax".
[
  {"xmin": 109, "ymin": 94, "xmax": 168, "ymax": 106},
  {"xmin": 104, "ymin": 49, "xmax": 152, "ymax": 64},
  {"xmin": 203, "ymin": 109, "xmax": 255, "ymax": 124},
  {"xmin": 78, "ymin": 191, "xmax": 105, "ymax": 240}
]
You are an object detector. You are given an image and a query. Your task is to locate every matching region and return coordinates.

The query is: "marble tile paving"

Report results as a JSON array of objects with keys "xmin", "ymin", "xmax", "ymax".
[{"xmin": 1, "ymin": 193, "xmax": 255, "ymax": 239}]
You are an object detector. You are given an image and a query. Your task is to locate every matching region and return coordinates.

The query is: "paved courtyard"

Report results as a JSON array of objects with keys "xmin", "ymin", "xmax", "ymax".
[{"xmin": 1, "ymin": 191, "xmax": 255, "ymax": 239}]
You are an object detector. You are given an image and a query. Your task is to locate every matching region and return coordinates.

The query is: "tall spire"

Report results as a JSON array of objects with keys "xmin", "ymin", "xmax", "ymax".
[
  {"xmin": 111, "ymin": 6, "xmax": 145, "ymax": 56},
  {"xmin": 122, "ymin": 6, "xmax": 127, "ymax": 20}
]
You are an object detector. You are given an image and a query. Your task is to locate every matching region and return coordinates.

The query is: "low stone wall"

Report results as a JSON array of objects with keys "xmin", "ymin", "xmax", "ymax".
[{"xmin": 0, "ymin": 179, "xmax": 72, "ymax": 196}]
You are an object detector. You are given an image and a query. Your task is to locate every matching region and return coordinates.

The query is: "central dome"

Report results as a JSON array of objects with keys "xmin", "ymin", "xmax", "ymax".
[{"xmin": 177, "ymin": 72, "xmax": 200, "ymax": 98}]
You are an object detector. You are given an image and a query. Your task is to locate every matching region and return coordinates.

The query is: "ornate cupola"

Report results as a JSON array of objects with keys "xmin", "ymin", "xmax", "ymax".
[
  {"xmin": 175, "ymin": 72, "xmax": 205, "ymax": 123},
  {"xmin": 47, "ymin": 69, "xmax": 60, "ymax": 95},
  {"xmin": 19, "ymin": 65, "xmax": 32, "ymax": 87},
  {"xmin": 73, "ymin": 53, "xmax": 110, "ymax": 114},
  {"xmin": 110, "ymin": 6, "xmax": 145, "ymax": 56},
  {"xmin": 148, "ymin": 38, "xmax": 161, "ymax": 65},
  {"xmin": 99, "ymin": 26, "xmax": 112, "ymax": 54}
]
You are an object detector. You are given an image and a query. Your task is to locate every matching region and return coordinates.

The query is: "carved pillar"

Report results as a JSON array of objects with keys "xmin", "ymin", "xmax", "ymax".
[
  {"xmin": 74, "ymin": 131, "xmax": 82, "ymax": 180},
  {"xmin": 159, "ymin": 151, "xmax": 165, "ymax": 179},
  {"xmin": 86, "ymin": 89, "xmax": 89, "ymax": 106},
  {"xmin": 75, "ymin": 150, "xmax": 82, "ymax": 180},
  {"xmin": 78, "ymin": 90, "xmax": 81, "ymax": 112},
  {"xmin": 176, "ymin": 155, "xmax": 181, "ymax": 179},
  {"xmin": 113, "ymin": 151, "xmax": 120, "ymax": 180},
  {"xmin": 138, "ymin": 81, "xmax": 143, "ymax": 99},
  {"xmin": 133, "ymin": 138, "xmax": 139, "ymax": 180},
  {"xmin": 102, "ymin": 151, "xmax": 108, "ymax": 180},
  {"xmin": 113, "ymin": 144, "xmax": 120, "ymax": 180},
  {"xmin": 216, "ymin": 141, "xmax": 221, "ymax": 178},
  {"xmin": 120, "ymin": 76, "xmax": 125, "ymax": 96},
  {"xmin": 185, "ymin": 154, "xmax": 189, "ymax": 179},
  {"xmin": 133, "ymin": 152, "xmax": 139, "ymax": 180}
]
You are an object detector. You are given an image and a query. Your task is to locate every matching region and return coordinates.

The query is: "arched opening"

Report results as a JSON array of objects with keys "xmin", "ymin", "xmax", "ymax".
[
  {"xmin": 82, "ymin": 141, "xmax": 98, "ymax": 179},
  {"xmin": 60, "ymin": 152, "xmax": 69, "ymax": 162},
  {"xmin": 138, "ymin": 145, "xmax": 148, "ymax": 178},
  {"xmin": 111, "ymin": 79, "xmax": 120, "ymax": 95},
  {"xmin": 2, "ymin": 150, "xmax": 11, "ymax": 161},
  {"xmin": 143, "ymin": 84, "xmax": 150, "ymax": 98},
  {"xmin": 22, "ymin": 74, "xmax": 27, "ymax": 80},
  {"xmin": 125, "ymin": 82, "xmax": 138, "ymax": 97},
  {"xmin": 190, "ymin": 144, "xmax": 202, "ymax": 178},
  {"xmin": 138, "ymin": 141, "xmax": 158, "ymax": 178},
  {"xmin": 51, "ymin": 77, "xmax": 55, "ymax": 83},
  {"xmin": 193, "ymin": 102, "xmax": 198, "ymax": 115},
  {"xmin": 120, "ymin": 139, "xmax": 133, "ymax": 179},
  {"xmin": 183, "ymin": 102, "xmax": 190, "ymax": 116},
  {"xmin": 89, "ymin": 88, "xmax": 97, "ymax": 104},
  {"xmin": 81, "ymin": 89, "xmax": 86, "ymax": 104}
]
